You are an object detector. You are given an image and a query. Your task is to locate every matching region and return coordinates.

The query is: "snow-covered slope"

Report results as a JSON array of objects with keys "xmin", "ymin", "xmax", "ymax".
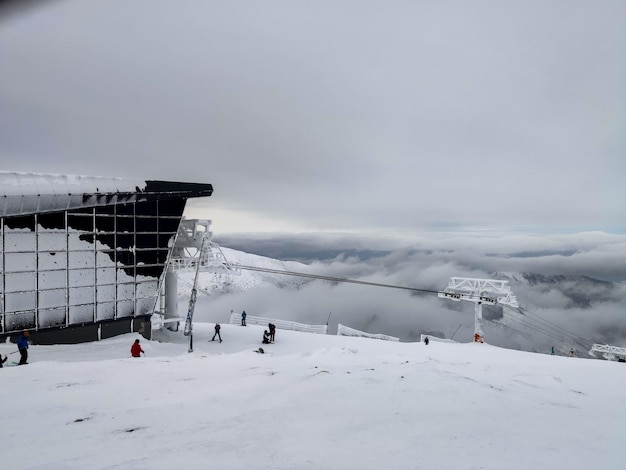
[
  {"xmin": 0, "ymin": 323, "xmax": 624, "ymax": 469},
  {"xmin": 177, "ymin": 247, "xmax": 311, "ymax": 297}
]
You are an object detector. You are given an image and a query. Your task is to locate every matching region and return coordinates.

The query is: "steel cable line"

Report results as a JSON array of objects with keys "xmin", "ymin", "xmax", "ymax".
[
  {"xmin": 237, "ymin": 264, "xmax": 442, "ymax": 295},
  {"xmin": 197, "ymin": 263, "xmax": 597, "ymax": 350},
  {"xmin": 508, "ymin": 305, "xmax": 596, "ymax": 347},
  {"xmin": 498, "ymin": 309, "xmax": 593, "ymax": 351},
  {"xmin": 498, "ymin": 311, "xmax": 589, "ymax": 348}
]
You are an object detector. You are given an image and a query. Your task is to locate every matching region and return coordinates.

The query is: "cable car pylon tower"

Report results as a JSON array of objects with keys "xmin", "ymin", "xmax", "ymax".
[{"xmin": 438, "ymin": 277, "xmax": 518, "ymax": 343}]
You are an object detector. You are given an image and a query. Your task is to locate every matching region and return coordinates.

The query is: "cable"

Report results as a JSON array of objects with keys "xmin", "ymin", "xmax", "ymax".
[
  {"xmin": 237, "ymin": 264, "xmax": 442, "ymax": 295},
  {"xmin": 188, "ymin": 263, "xmax": 598, "ymax": 351}
]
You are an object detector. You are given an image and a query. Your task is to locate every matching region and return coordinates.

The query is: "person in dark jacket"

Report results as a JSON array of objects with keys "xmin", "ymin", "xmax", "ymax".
[
  {"xmin": 268, "ymin": 323, "xmax": 276, "ymax": 342},
  {"xmin": 424, "ymin": 336, "xmax": 429, "ymax": 345},
  {"xmin": 241, "ymin": 311, "xmax": 247, "ymax": 326},
  {"xmin": 17, "ymin": 331, "xmax": 30, "ymax": 365},
  {"xmin": 262, "ymin": 330, "xmax": 271, "ymax": 344},
  {"xmin": 211, "ymin": 323, "xmax": 222, "ymax": 342},
  {"xmin": 130, "ymin": 339, "xmax": 145, "ymax": 357}
]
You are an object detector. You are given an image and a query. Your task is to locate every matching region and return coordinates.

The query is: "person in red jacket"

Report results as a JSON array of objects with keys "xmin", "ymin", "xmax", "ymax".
[{"xmin": 130, "ymin": 339, "xmax": 145, "ymax": 357}]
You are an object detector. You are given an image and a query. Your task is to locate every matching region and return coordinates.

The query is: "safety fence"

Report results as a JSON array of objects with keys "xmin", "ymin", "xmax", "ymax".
[
  {"xmin": 229, "ymin": 311, "xmax": 328, "ymax": 335},
  {"xmin": 337, "ymin": 323, "xmax": 399, "ymax": 342}
]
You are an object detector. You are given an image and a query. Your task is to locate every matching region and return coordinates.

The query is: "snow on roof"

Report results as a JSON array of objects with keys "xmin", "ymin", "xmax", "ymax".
[{"xmin": 0, "ymin": 172, "xmax": 147, "ymax": 196}]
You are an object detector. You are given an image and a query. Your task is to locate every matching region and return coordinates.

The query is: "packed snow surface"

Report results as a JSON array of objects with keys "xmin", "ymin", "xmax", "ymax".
[{"xmin": 1, "ymin": 323, "xmax": 625, "ymax": 470}]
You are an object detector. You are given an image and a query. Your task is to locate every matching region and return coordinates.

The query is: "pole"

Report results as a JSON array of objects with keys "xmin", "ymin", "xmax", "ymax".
[
  {"xmin": 450, "ymin": 323, "xmax": 462, "ymax": 341},
  {"xmin": 326, "ymin": 312, "xmax": 332, "ymax": 325},
  {"xmin": 184, "ymin": 234, "xmax": 206, "ymax": 353}
]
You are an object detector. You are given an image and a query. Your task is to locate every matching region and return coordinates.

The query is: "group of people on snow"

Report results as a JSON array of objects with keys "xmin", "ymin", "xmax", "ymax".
[{"xmin": 263, "ymin": 323, "xmax": 276, "ymax": 344}]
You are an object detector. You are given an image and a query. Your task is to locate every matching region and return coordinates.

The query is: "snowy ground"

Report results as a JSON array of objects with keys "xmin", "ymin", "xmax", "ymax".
[{"xmin": 1, "ymin": 322, "xmax": 625, "ymax": 470}]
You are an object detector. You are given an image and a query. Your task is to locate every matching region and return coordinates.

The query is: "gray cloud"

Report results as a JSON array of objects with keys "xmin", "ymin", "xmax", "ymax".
[{"xmin": 1, "ymin": 0, "xmax": 625, "ymax": 233}]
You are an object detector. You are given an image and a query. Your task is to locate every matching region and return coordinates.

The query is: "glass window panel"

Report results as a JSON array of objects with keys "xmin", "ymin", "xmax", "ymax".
[
  {"xmin": 95, "ymin": 205, "xmax": 115, "ymax": 215},
  {"xmin": 117, "ymin": 283, "xmax": 134, "ymax": 301},
  {"xmin": 135, "ymin": 249, "xmax": 160, "ymax": 266},
  {"xmin": 95, "ymin": 216, "xmax": 115, "ymax": 233},
  {"xmin": 135, "ymin": 201, "xmax": 157, "ymax": 216},
  {"xmin": 68, "ymin": 269, "xmax": 94, "ymax": 288},
  {"xmin": 96, "ymin": 267, "xmax": 117, "ymax": 285},
  {"xmin": 116, "ymin": 300, "xmax": 134, "ymax": 318},
  {"xmin": 69, "ymin": 286, "xmax": 94, "ymax": 306},
  {"xmin": 69, "ymin": 304, "xmax": 94, "ymax": 324},
  {"xmin": 158, "ymin": 217, "xmax": 181, "ymax": 233},
  {"xmin": 68, "ymin": 214, "xmax": 93, "ymax": 232},
  {"xmin": 117, "ymin": 204, "xmax": 134, "ymax": 216},
  {"xmin": 38, "ymin": 212, "xmax": 66, "ymax": 230},
  {"xmin": 5, "ymin": 292, "xmax": 36, "ymax": 312},
  {"xmin": 136, "ymin": 216, "xmax": 158, "ymax": 232},
  {"xmin": 39, "ymin": 270, "xmax": 66, "ymax": 290},
  {"xmin": 95, "ymin": 234, "xmax": 115, "ymax": 250},
  {"xmin": 4, "ymin": 233, "xmax": 35, "ymax": 252},
  {"xmin": 38, "ymin": 233, "xmax": 67, "ymax": 251},
  {"xmin": 5, "ymin": 311, "xmax": 36, "ymax": 332},
  {"xmin": 116, "ymin": 267, "xmax": 134, "ymax": 283},
  {"xmin": 96, "ymin": 302, "xmax": 114, "ymax": 321},
  {"xmin": 38, "ymin": 251, "xmax": 67, "ymax": 271},
  {"xmin": 68, "ymin": 251, "xmax": 95, "ymax": 269},
  {"xmin": 136, "ymin": 281, "xmax": 158, "ymax": 299},
  {"xmin": 39, "ymin": 289, "xmax": 66, "ymax": 309},
  {"xmin": 117, "ymin": 233, "xmax": 134, "ymax": 249},
  {"xmin": 96, "ymin": 250, "xmax": 116, "ymax": 267},
  {"xmin": 96, "ymin": 285, "xmax": 116, "ymax": 303},
  {"xmin": 136, "ymin": 233, "xmax": 158, "ymax": 248},
  {"xmin": 116, "ymin": 250, "xmax": 135, "ymax": 267},
  {"xmin": 136, "ymin": 265, "xmax": 164, "ymax": 280},
  {"xmin": 136, "ymin": 298, "xmax": 156, "ymax": 316},
  {"xmin": 5, "ymin": 253, "xmax": 36, "ymax": 272},
  {"xmin": 39, "ymin": 307, "xmax": 66, "ymax": 328},
  {"xmin": 5, "ymin": 215, "xmax": 36, "ymax": 231},
  {"xmin": 5, "ymin": 272, "xmax": 36, "ymax": 292},
  {"xmin": 116, "ymin": 218, "xmax": 134, "ymax": 235},
  {"xmin": 68, "ymin": 232, "xmax": 96, "ymax": 249}
]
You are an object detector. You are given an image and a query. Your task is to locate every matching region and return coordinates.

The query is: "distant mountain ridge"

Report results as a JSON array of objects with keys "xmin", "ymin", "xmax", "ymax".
[{"xmin": 493, "ymin": 272, "xmax": 615, "ymax": 308}]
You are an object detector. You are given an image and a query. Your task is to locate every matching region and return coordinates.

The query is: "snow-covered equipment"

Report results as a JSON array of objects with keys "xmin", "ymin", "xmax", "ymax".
[{"xmin": 438, "ymin": 277, "xmax": 518, "ymax": 343}]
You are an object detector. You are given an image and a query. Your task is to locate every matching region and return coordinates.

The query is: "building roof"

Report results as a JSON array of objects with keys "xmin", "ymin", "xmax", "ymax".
[{"xmin": 0, "ymin": 172, "xmax": 213, "ymax": 217}]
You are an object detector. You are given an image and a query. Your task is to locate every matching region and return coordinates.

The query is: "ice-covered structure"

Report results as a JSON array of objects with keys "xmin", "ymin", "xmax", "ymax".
[{"xmin": 0, "ymin": 172, "xmax": 212, "ymax": 344}]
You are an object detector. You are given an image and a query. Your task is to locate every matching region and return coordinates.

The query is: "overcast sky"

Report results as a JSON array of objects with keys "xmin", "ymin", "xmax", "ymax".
[{"xmin": 1, "ymin": 0, "xmax": 625, "ymax": 235}]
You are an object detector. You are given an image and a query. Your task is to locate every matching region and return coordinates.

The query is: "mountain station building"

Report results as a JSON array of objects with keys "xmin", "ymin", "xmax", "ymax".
[{"xmin": 0, "ymin": 172, "xmax": 212, "ymax": 344}]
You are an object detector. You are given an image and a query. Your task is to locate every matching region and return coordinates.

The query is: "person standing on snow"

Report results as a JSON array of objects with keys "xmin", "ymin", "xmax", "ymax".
[
  {"xmin": 268, "ymin": 323, "xmax": 276, "ymax": 342},
  {"xmin": 211, "ymin": 323, "xmax": 222, "ymax": 342},
  {"xmin": 241, "ymin": 311, "xmax": 247, "ymax": 326},
  {"xmin": 131, "ymin": 339, "xmax": 145, "ymax": 357},
  {"xmin": 17, "ymin": 331, "xmax": 30, "ymax": 365},
  {"xmin": 424, "ymin": 336, "xmax": 429, "ymax": 345}
]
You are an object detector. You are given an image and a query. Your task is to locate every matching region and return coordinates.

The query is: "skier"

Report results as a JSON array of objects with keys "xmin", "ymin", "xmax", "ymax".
[
  {"xmin": 241, "ymin": 311, "xmax": 247, "ymax": 326},
  {"xmin": 424, "ymin": 336, "xmax": 429, "ymax": 345},
  {"xmin": 551, "ymin": 346, "xmax": 555, "ymax": 355},
  {"xmin": 211, "ymin": 323, "xmax": 222, "ymax": 342},
  {"xmin": 262, "ymin": 330, "xmax": 271, "ymax": 344},
  {"xmin": 17, "ymin": 330, "xmax": 30, "ymax": 365},
  {"xmin": 130, "ymin": 339, "xmax": 145, "ymax": 357},
  {"xmin": 268, "ymin": 323, "xmax": 276, "ymax": 342},
  {"xmin": 569, "ymin": 348, "xmax": 576, "ymax": 357}
]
